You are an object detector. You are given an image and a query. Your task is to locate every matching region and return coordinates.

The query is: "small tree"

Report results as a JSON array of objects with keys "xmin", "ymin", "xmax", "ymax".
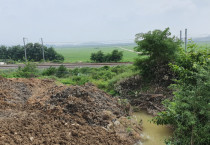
[
  {"xmin": 16, "ymin": 62, "xmax": 38, "ymax": 78},
  {"xmin": 90, "ymin": 49, "xmax": 123, "ymax": 62},
  {"xmin": 90, "ymin": 50, "xmax": 105, "ymax": 62},
  {"xmin": 0, "ymin": 46, "xmax": 8, "ymax": 60},
  {"xmin": 153, "ymin": 46, "xmax": 210, "ymax": 144},
  {"xmin": 56, "ymin": 65, "xmax": 68, "ymax": 78},
  {"xmin": 134, "ymin": 28, "xmax": 181, "ymax": 85},
  {"xmin": 110, "ymin": 50, "xmax": 123, "ymax": 62}
]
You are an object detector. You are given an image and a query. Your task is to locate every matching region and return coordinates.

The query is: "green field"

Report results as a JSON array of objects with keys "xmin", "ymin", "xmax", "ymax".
[
  {"xmin": 55, "ymin": 45, "xmax": 138, "ymax": 63},
  {"xmin": 55, "ymin": 42, "xmax": 210, "ymax": 63}
]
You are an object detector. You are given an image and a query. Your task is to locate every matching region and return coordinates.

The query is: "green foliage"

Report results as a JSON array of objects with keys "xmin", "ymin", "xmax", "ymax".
[
  {"xmin": 90, "ymin": 49, "xmax": 123, "ymax": 62},
  {"xmin": 56, "ymin": 65, "xmax": 69, "ymax": 78},
  {"xmin": 42, "ymin": 66, "xmax": 57, "ymax": 76},
  {"xmin": 153, "ymin": 45, "xmax": 210, "ymax": 144},
  {"xmin": 0, "ymin": 45, "xmax": 8, "ymax": 59},
  {"xmin": 2, "ymin": 64, "xmax": 136, "ymax": 95},
  {"xmin": 134, "ymin": 28, "xmax": 181, "ymax": 85},
  {"xmin": 170, "ymin": 41, "xmax": 209, "ymax": 85},
  {"xmin": 90, "ymin": 50, "xmax": 105, "ymax": 62},
  {"xmin": 0, "ymin": 43, "xmax": 64, "ymax": 62},
  {"xmin": 55, "ymin": 45, "xmax": 137, "ymax": 63},
  {"xmin": 16, "ymin": 62, "xmax": 38, "ymax": 78}
]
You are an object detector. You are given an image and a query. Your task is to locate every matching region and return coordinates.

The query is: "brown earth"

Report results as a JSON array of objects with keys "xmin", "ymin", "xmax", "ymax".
[
  {"xmin": 114, "ymin": 75, "xmax": 172, "ymax": 115},
  {"xmin": 0, "ymin": 77, "xmax": 142, "ymax": 145}
]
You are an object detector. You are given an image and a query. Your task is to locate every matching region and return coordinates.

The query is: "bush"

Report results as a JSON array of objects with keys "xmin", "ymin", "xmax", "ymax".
[
  {"xmin": 56, "ymin": 65, "xmax": 68, "ymax": 78},
  {"xmin": 90, "ymin": 50, "xmax": 105, "ymax": 62},
  {"xmin": 16, "ymin": 62, "xmax": 38, "ymax": 78},
  {"xmin": 134, "ymin": 28, "xmax": 181, "ymax": 85},
  {"xmin": 90, "ymin": 49, "xmax": 123, "ymax": 62},
  {"xmin": 153, "ymin": 45, "xmax": 210, "ymax": 144},
  {"xmin": 42, "ymin": 66, "xmax": 57, "ymax": 76}
]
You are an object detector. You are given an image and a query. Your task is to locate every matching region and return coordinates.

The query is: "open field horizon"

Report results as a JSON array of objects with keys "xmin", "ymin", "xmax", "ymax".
[
  {"xmin": 55, "ymin": 45, "xmax": 138, "ymax": 63},
  {"xmin": 55, "ymin": 42, "xmax": 210, "ymax": 63}
]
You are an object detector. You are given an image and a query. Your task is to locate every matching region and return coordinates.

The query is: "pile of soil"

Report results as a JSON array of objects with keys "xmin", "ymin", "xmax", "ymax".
[
  {"xmin": 114, "ymin": 75, "xmax": 172, "ymax": 115},
  {"xmin": 0, "ymin": 77, "xmax": 142, "ymax": 145}
]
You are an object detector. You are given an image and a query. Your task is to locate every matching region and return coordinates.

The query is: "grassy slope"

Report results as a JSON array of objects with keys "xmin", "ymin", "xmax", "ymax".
[{"xmin": 55, "ymin": 45, "xmax": 138, "ymax": 63}]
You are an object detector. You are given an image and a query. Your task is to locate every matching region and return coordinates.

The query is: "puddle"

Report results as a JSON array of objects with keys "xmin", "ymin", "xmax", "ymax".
[{"xmin": 133, "ymin": 111, "xmax": 172, "ymax": 145}]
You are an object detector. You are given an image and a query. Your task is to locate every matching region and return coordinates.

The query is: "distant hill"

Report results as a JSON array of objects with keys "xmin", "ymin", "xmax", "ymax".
[
  {"xmin": 52, "ymin": 42, "xmax": 136, "ymax": 48},
  {"xmin": 193, "ymin": 36, "xmax": 210, "ymax": 42}
]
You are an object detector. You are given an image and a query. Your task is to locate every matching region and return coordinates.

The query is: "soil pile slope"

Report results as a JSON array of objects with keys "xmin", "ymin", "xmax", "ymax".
[{"xmin": 0, "ymin": 77, "xmax": 141, "ymax": 145}]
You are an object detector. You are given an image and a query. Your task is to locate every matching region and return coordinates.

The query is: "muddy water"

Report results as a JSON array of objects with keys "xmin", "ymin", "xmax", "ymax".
[{"xmin": 133, "ymin": 111, "xmax": 172, "ymax": 145}]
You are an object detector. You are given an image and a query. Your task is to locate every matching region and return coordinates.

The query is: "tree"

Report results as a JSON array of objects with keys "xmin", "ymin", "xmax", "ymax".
[
  {"xmin": 90, "ymin": 49, "xmax": 123, "ymax": 62},
  {"xmin": 90, "ymin": 50, "xmax": 105, "ymax": 62},
  {"xmin": 153, "ymin": 45, "xmax": 210, "ymax": 144},
  {"xmin": 0, "ymin": 45, "xmax": 8, "ymax": 60},
  {"xmin": 134, "ymin": 28, "xmax": 181, "ymax": 85},
  {"xmin": 0, "ymin": 44, "xmax": 64, "ymax": 62},
  {"xmin": 110, "ymin": 50, "xmax": 123, "ymax": 62},
  {"xmin": 7, "ymin": 45, "xmax": 24, "ymax": 61},
  {"xmin": 26, "ymin": 43, "xmax": 43, "ymax": 61}
]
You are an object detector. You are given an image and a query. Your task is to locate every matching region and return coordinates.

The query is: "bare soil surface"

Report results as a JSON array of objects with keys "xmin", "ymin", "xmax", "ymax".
[
  {"xmin": 0, "ymin": 77, "xmax": 141, "ymax": 145},
  {"xmin": 115, "ymin": 75, "xmax": 172, "ymax": 115}
]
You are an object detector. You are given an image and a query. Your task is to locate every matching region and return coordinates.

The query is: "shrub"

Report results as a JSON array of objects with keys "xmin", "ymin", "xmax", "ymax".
[
  {"xmin": 71, "ymin": 76, "xmax": 90, "ymax": 85},
  {"xmin": 56, "ymin": 65, "xmax": 68, "ymax": 78},
  {"xmin": 90, "ymin": 50, "xmax": 105, "ymax": 62},
  {"xmin": 90, "ymin": 49, "xmax": 123, "ymax": 62},
  {"xmin": 110, "ymin": 49, "xmax": 123, "ymax": 62},
  {"xmin": 42, "ymin": 66, "xmax": 57, "ymax": 76},
  {"xmin": 153, "ymin": 45, "xmax": 210, "ymax": 145},
  {"xmin": 134, "ymin": 28, "xmax": 181, "ymax": 85},
  {"xmin": 16, "ymin": 62, "xmax": 38, "ymax": 78}
]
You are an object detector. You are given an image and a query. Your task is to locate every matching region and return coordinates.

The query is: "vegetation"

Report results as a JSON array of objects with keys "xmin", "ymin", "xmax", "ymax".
[
  {"xmin": 16, "ymin": 62, "xmax": 38, "ymax": 78},
  {"xmin": 0, "ymin": 43, "xmax": 64, "ymax": 62},
  {"xmin": 54, "ymin": 46, "xmax": 138, "ymax": 63},
  {"xmin": 1, "ymin": 27, "xmax": 209, "ymax": 145},
  {"xmin": 153, "ymin": 44, "xmax": 210, "ymax": 144},
  {"xmin": 90, "ymin": 49, "xmax": 123, "ymax": 62},
  {"xmin": 0, "ymin": 64, "xmax": 137, "ymax": 95},
  {"xmin": 134, "ymin": 28, "xmax": 181, "ymax": 86},
  {"xmin": 133, "ymin": 28, "xmax": 210, "ymax": 144}
]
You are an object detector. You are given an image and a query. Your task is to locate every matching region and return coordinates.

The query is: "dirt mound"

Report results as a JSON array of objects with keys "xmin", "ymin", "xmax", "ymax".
[{"xmin": 0, "ymin": 78, "xmax": 142, "ymax": 145}]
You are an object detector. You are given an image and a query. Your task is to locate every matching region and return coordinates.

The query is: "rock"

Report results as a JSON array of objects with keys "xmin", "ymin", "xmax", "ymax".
[{"xmin": 29, "ymin": 137, "xmax": 34, "ymax": 141}]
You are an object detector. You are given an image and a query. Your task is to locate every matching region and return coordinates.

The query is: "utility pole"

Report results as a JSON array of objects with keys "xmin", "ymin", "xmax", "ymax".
[
  {"xmin": 180, "ymin": 30, "xmax": 182, "ymax": 41},
  {"xmin": 41, "ymin": 38, "xmax": 45, "ymax": 62},
  {"xmin": 23, "ymin": 37, "xmax": 27, "ymax": 62},
  {"xmin": 185, "ymin": 29, "xmax": 187, "ymax": 52}
]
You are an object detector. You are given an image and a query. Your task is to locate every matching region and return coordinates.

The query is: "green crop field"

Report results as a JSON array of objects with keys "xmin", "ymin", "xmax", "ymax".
[{"xmin": 55, "ymin": 45, "xmax": 138, "ymax": 63}]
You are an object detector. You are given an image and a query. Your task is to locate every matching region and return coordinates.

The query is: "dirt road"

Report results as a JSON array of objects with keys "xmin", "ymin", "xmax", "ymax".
[{"xmin": 117, "ymin": 46, "xmax": 142, "ymax": 54}]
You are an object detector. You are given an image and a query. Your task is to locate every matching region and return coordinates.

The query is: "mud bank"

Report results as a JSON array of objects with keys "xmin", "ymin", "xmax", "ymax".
[
  {"xmin": 115, "ymin": 75, "xmax": 172, "ymax": 115},
  {"xmin": 0, "ymin": 77, "xmax": 142, "ymax": 145}
]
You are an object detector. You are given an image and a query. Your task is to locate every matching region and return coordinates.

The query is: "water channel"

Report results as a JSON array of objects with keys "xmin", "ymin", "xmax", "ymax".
[{"xmin": 133, "ymin": 111, "xmax": 173, "ymax": 145}]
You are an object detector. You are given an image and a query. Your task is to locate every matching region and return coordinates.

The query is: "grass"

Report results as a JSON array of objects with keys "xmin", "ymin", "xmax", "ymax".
[
  {"xmin": 54, "ymin": 45, "xmax": 138, "ymax": 63},
  {"xmin": 0, "ymin": 64, "xmax": 138, "ymax": 95}
]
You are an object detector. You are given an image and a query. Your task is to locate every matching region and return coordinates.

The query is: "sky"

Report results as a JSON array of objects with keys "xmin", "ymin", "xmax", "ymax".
[{"xmin": 0, "ymin": 0, "xmax": 210, "ymax": 45}]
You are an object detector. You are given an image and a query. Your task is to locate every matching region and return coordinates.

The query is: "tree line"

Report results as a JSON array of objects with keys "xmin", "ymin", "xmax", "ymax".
[{"xmin": 0, "ymin": 43, "xmax": 64, "ymax": 62}]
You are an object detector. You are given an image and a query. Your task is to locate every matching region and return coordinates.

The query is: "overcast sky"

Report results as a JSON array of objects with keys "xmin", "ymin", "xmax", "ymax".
[{"xmin": 0, "ymin": 0, "xmax": 210, "ymax": 45}]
